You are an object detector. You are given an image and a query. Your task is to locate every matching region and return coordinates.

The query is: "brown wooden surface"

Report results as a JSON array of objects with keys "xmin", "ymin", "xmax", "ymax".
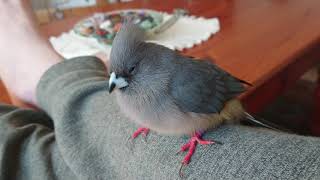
[
  {"xmin": 41, "ymin": 0, "xmax": 320, "ymax": 84},
  {"xmin": 40, "ymin": 0, "xmax": 320, "ymax": 112}
]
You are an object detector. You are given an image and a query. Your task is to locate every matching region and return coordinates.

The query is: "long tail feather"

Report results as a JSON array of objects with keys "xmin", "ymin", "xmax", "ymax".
[{"xmin": 244, "ymin": 112, "xmax": 293, "ymax": 133}]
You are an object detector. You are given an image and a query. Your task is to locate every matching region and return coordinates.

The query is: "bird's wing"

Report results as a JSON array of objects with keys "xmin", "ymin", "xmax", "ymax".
[{"xmin": 170, "ymin": 57, "xmax": 246, "ymax": 114}]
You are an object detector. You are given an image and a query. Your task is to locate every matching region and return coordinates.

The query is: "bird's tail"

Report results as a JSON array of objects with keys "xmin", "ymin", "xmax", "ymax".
[
  {"xmin": 244, "ymin": 112, "xmax": 292, "ymax": 133},
  {"xmin": 220, "ymin": 100, "xmax": 292, "ymax": 133}
]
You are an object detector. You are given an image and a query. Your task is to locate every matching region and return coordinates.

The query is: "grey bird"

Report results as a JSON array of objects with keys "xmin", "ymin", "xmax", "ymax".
[{"xmin": 108, "ymin": 23, "xmax": 248, "ymax": 167}]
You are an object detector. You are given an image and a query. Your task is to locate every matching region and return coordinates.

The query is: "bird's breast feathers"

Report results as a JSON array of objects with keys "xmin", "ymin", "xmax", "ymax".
[{"xmin": 115, "ymin": 90, "xmax": 243, "ymax": 135}]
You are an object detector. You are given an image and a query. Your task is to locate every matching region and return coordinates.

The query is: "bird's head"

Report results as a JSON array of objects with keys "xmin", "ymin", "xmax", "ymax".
[
  {"xmin": 108, "ymin": 23, "xmax": 145, "ymax": 93},
  {"xmin": 108, "ymin": 23, "xmax": 174, "ymax": 94}
]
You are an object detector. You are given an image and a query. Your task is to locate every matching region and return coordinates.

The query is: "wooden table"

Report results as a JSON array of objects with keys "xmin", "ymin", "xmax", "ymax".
[
  {"xmin": 4, "ymin": 0, "xmax": 320, "ymax": 134},
  {"xmin": 41, "ymin": 0, "xmax": 320, "ymax": 134}
]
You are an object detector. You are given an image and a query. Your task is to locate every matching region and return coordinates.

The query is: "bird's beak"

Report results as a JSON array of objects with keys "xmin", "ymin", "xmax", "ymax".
[
  {"xmin": 109, "ymin": 82, "xmax": 116, "ymax": 93},
  {"xmin": 108, "ymin": 72, "xmax": 129, "ymax": 93}
]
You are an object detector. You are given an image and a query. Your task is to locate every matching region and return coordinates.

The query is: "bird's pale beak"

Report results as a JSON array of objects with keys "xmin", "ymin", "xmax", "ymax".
[
  {"xmin": 108, "ymin": 72, "xmax": 129, "ymax": 93},
  {"xmin": 109, "ymin": 82, "xmax": 116, "ymax": 93}
]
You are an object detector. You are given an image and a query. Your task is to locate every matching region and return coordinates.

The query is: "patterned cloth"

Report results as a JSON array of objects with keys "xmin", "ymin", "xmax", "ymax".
[{"xmin": 49, "ymin": 9, "xmax": 220, "ymax": 59}]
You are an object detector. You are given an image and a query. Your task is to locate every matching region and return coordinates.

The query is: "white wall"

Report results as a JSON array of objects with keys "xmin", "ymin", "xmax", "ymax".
[{"xmin": 32, "ymin": 0, "xmax": 96, "ymax": 10}]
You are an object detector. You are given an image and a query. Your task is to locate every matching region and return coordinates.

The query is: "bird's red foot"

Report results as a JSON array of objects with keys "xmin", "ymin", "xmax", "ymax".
[
  {"xmin": 177, "ymin": 131, "xmax": 215, "ymax": 165},
  {"xmin": 177, "ymin": 131, "xmax": 216, "ymax": 177},
  {"xmin": 131, "ymin": 127, "xmax": 150, "ymax": 139}
]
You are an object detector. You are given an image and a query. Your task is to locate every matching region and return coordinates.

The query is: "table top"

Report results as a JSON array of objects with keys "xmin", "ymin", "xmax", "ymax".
[{"xmin": 41, "ymin": 0, "xmax": 320, "ymax": 88}]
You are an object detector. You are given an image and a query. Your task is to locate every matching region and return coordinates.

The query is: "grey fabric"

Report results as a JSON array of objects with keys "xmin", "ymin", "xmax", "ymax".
[{"xmin": 0, "ymin": 56, "xmax": 320, "ymax": 180}]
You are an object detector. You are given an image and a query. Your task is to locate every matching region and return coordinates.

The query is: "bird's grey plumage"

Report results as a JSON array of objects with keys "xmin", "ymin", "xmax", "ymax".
[
  {"xmin": 170, "ymin": 57, "xmax": 245, "ymax": 114},
  {"xmin": 110, "ymin": 23, "xmax": 146, "ymax": 75},
  {"xmin": 109, "ymin": 23, "xmax": 247, "ymax": 135}
]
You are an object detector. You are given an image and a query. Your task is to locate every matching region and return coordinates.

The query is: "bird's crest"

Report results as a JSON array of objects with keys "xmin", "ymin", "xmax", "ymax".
[{"xmin": 110, "ymin": 22, "xmax": 146, "ymax": 62}]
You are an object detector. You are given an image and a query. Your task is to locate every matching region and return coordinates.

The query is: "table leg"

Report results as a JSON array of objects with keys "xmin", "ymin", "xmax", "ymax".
[{"xmin": 310, "ymin": 75, "xmax": 320, "ymax": 136}]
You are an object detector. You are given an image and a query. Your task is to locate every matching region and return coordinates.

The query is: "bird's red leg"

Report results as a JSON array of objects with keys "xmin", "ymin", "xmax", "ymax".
[
  {"xmin": 178, "ymin": 131, "xmax": 215, "ymax": 165},
  {"xmin": 131, "ymin": 127, "xmax": 150, "ymax": 139},
  {"xmin": 177, "ymin": 131, "xmax": 217, "ymax": 177}
]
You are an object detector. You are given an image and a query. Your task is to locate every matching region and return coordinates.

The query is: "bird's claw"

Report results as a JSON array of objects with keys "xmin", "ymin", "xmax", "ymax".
[
  {"xmin": 177, "ymin": 132, "xmax": 216, "ymax": 178},
  {"xmin": 131, "ymin": 127, "xmax": 150, "ymax": 141},
  {"xmin": 179, "ymin": 163, "xmax": 186, "ymax": 178},
  {"xmin": 178, "ymin": 132, "xmax": 215, "ymax": 165}
]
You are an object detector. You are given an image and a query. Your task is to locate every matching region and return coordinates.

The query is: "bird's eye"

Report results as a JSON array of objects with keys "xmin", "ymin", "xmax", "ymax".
[{"xmin": 129, "ymin": 66, "xmax": 136, "ymax": 74}]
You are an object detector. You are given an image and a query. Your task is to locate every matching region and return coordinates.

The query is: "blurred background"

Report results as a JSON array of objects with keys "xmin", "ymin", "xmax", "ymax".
[
  {"xmin": 31, "ymin": 0, "xmax": 116, "ymax": 24},
  {"xmin": 1, "ymin": 0, "xmax": 320, "ymax": 137}
]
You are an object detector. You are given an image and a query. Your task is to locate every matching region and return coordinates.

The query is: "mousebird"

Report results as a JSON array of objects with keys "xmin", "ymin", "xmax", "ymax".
[{"xmin": 108, "ymin": 23, "xmax": 251, "ymax": 168}]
